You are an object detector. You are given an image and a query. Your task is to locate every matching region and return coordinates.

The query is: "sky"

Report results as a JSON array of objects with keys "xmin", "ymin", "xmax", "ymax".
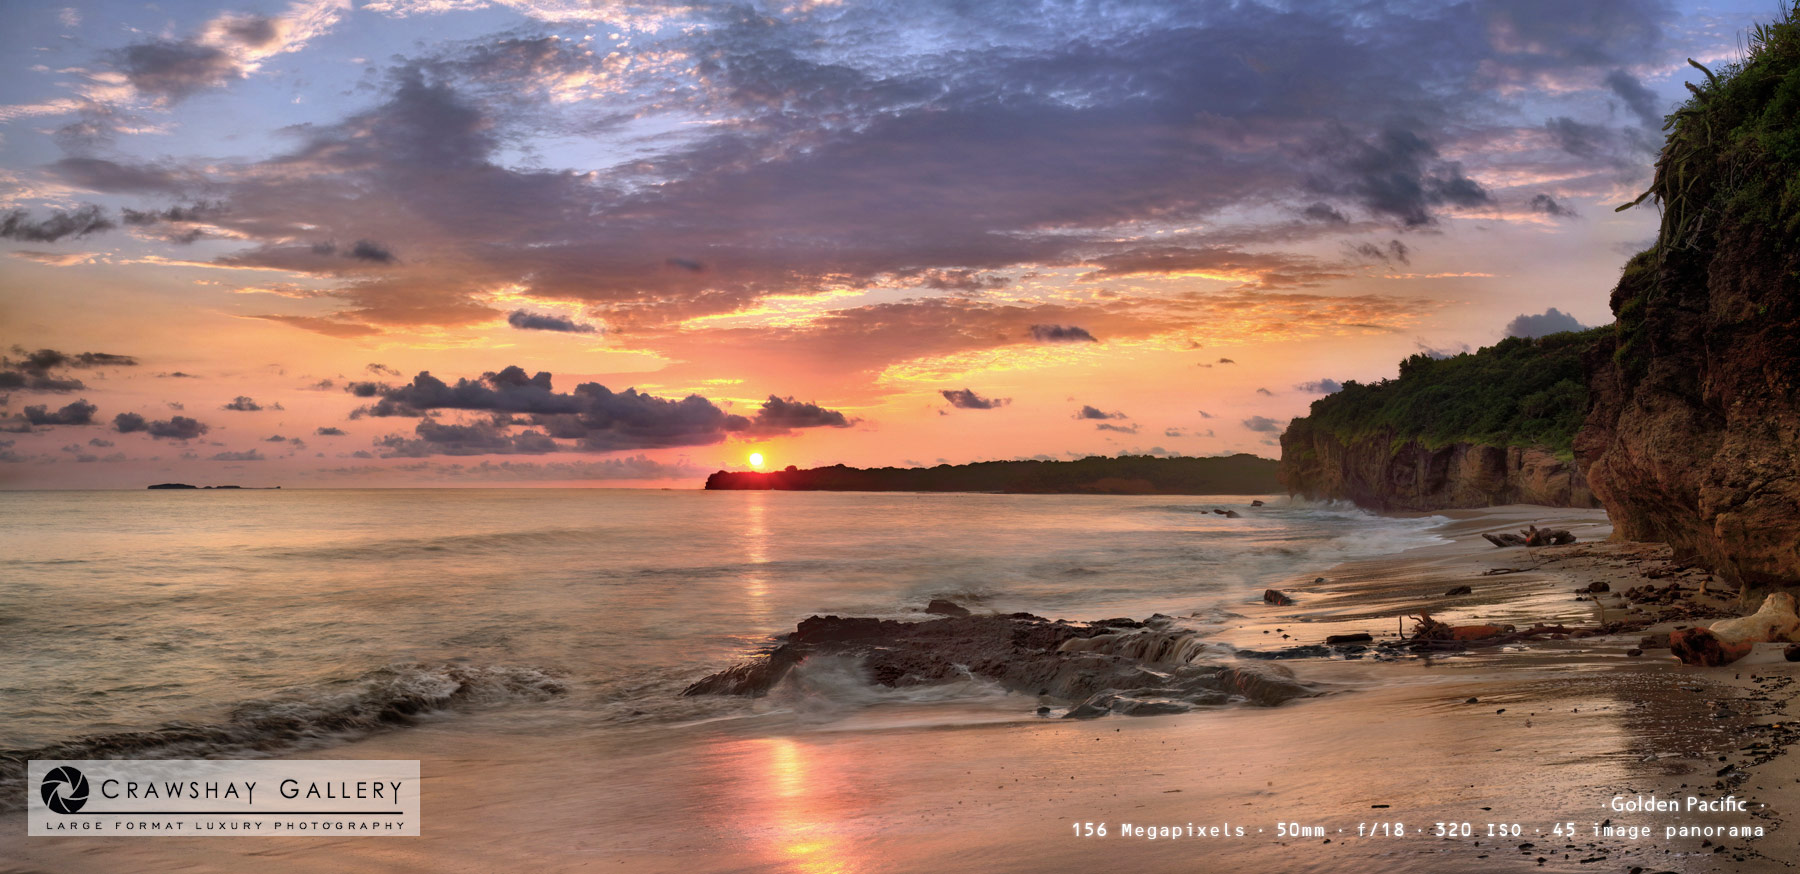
[{"xmin": 0, "ymin": 0, "xmax": 1777, "ymax": 488}]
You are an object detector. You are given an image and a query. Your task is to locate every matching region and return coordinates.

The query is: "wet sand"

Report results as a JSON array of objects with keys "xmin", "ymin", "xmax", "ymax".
[{"xmin": 7, "ymin": 505, "xmax": 1798, "ymax": 874}]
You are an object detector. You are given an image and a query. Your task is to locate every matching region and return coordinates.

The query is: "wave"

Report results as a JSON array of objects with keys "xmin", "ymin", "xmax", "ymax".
[{"xmin": 0, "ymin": 663, "xmax": 566, "ymax": 811}]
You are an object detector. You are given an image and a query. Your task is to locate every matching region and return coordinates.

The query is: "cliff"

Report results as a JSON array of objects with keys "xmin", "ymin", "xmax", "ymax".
[
  {"xmin": 1578, "ymin": 11, "xmax": 1800, "ymax": 595},
  {"xmin": 705, "ymin": 454, "xmax": 1280, "ymax": 495},
  {"xmin": 1278, "ymin": 329, "xmax": 1605, "ymax": 511}
]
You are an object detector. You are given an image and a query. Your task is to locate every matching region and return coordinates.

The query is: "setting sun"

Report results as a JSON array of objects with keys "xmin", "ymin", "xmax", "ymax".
[{"xmin": 748, "ymin": 452, "xmax": 765, "ymax": 468}]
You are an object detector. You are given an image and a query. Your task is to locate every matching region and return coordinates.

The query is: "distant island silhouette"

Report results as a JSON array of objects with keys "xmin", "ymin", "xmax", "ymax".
[
  {"xmin": 146, "ymin": 483, "xmax": 280, "ymax": 490},
  {"xmin": 705, "ymin": 454, "xmax": 1278, "ymax": 495}
]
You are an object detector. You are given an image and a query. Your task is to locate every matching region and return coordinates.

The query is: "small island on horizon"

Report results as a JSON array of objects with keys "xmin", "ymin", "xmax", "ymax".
[
  {"xmin": 705, "ymin": 453, "xmax": 1279, "ymax": 495},
  {"xmin": 146, "ymin": 483, "xmax": 280, "ymax": 490}
]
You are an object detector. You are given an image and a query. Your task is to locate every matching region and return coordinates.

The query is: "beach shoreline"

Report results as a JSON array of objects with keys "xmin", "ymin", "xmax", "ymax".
[{"xmin": 5, "ymin": 501, "xmax": 1797, "ymax": 874}]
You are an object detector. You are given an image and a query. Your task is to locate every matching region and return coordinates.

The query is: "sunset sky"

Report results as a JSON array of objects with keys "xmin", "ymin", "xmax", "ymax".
[{"xmin": 0, "ymin": 0, "xmax": 1770, "ymax": 488}]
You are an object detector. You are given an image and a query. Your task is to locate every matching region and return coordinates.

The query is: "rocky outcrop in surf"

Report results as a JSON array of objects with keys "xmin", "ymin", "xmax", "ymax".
[{"xmin": 683, "ymin": 612, "xmax": 1318, "ymax": 718}]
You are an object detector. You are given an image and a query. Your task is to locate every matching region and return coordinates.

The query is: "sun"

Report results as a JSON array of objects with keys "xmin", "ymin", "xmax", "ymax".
[{"xmin": 748, "ymin": 452, "xmax": 765, "ymax": 469}]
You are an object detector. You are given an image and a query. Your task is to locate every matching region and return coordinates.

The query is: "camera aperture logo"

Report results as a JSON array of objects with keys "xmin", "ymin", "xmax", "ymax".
[
  {"xmin": 27, "ymin": 759, "xmax": 420, "ymax": 837},
  {"xmin": 40, "ymin": 766, "xmax": 89, "ymax": 814}
]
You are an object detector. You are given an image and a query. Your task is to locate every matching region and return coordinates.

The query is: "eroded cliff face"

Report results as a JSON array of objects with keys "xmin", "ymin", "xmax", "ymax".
[
  {"xmin": 1577, "ymin": 226, "xmax": 1800, "ymax": 594},
  {"xmin": 1279, "ymin": 420, "xmax": 1596, "ymax": 512},
  {"xmin": 1574, "ymin": 19, "xmax": 1800, "ymax": 595}
]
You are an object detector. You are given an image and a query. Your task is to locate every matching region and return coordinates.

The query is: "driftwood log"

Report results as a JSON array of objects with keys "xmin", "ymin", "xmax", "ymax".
[{"xmin": 1483, "ymin": 524, "xmax": 1575, "ymax": 548}]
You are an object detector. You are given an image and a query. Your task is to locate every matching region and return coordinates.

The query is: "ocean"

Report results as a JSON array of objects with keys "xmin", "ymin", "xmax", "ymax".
[{"xmin": 0, "ymin": 489, "xmax": 1446, "ymax": 769}]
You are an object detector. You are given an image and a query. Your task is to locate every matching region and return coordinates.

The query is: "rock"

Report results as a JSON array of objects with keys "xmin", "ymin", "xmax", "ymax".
[
  {"xmin": 1250, "ymin": 500, "xmax": 1264, "ymax": 507},
  {"xmin": 1586, "ymin": 581, "xmax": 1611, "ymax": 593},
  {"xmin": 1640, "ymin": 633, "xmax": 1671, "ymax": 649},
  {"xmin": 1575, "ymin": 44, "xmax": 1800, "ymax": 597},
  {"xmin": 1671, "ymin": 628, "xmax": 1754, "ymax": 668},
  {"xmin": 1263, "ymin": 589, "xmax": 1294, "ymax": 606},
  {"xmin": 1785, "ymin": 644, "xmax": 1800, "ymax": 662},
  {"xmin": 1324, "ymin": 633, "xmax": 1373, "ymax": 645},
  {"xmin": 1279, "ymin": 422, "xmax": 1599, "ymax": 511},
  {"xmin": 924, "ymin": 599, "xmax": 972, "ymax": 617},
  {"xmin": 684, "ymin": 612, "xmax": 1319, "ymax": 714},
  {"xmin": 1627, "ymin": 648, "xmax": 1644, "ymax": 657},
  {"xmin": 1443, "ymin": 585, "xmax": 1473, "ymax": 596},
  {"xmin": 1313, "ymin": 577, "xmax": 1326, "ymax": 583},
  {"xmin": 1223, "ymin": 509, "xmax": 1241, "ymax": 518},
  {"xmin": 1212, "ymin": 508, "xmax": 1227, "ymax": 515}
]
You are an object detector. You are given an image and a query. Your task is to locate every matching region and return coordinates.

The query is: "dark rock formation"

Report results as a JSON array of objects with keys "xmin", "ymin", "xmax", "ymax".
[
  {"xmin": 1280, "ymin": 424, "xmax": 1597, "ymax": 511},
  {"xmin": 1577, "ymin": 29, "xmax": 1800, "ymax": 596},
  {"xmin": 683, "ymin": 613, "xmax": 1318, "ymax": 718},
  {"xmin": 923, "ymin": 599, "xmax": 971, "ymax": 617}
]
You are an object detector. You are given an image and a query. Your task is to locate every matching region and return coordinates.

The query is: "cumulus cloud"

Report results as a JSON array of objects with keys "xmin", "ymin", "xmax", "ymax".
[
  {"xmin": 114, "ymin": 412, "xmax": 209, "ymax": 439},
  {"xmin": 0, "ymin": 348, "xmax": 137, "ymax": 393},
  {"xmin": 1074, "ymin": 405, "xmax": 1126, "ymax": 420},
  {"xmin": 507, "ymin": 310, "xmax": 599, "ymax": 333},
  {"xmin": 23, "ymin": 399, "xmax": 98, "ymax": 426},
  {"xmin": 1028, "ymin": 324, "xmax": 1098, "ymax": 344},
  {"xmin": 221, "ymin": 395, "xmax": 264, "ymax": 411},
  {"xmin": 1243, "ymin": 416, "xmax": 1286, "ymax": 433},
  {"xmin": 210, "ymin": 448, "xmax": 266, "ymax": 462},
  {"xmin": 940, "ymin": 388, "xmax": 1009, "ymax": 410},
  {"xmin": 1095, "ymin": 422, "xmax": 1138, "ymax": 434},
  {"xmin": 1255, "ymin": 387, "xmax": 1274, "ymax": 396},
  {"xmin": 1295, "ymin": 378, "xmax": 1344, "ymax": 394},
  {"xmin": 1504, "ymin": 307, "xmax": 1590, "ymax": 339},
  {"xmin": 1348, "ymin": 239, "xmax": 1410, "ymax": 265},
  {"xmin": 1311, "ymin": 127, "xmax": 1490, "ymax": 227},
  {"xmin": 315, "ymin": 426, "xmax": 346, "ymax": 436}
]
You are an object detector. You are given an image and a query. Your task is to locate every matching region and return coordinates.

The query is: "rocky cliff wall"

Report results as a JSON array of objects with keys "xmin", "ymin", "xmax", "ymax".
[
  {"xmin": 1575, "ymin": 20, "xmax": 1800, "ymax": 595},
  {"xmin": 1280, "ymin": 421, "xmax": 1596, "ymax": 512}
]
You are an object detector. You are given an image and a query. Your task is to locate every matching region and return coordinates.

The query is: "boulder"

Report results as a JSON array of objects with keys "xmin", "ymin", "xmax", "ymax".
[
  {"xmin": 924, "ymin": 599, "xmax": 972, "ymax": 617},
  {"xmin": 1443, "ymin": 585, "xmax": 1473, "ymax": 596},
  {"xmin": 1263, "ymin": 589, "xmax": 1294, "ymax": 606}
]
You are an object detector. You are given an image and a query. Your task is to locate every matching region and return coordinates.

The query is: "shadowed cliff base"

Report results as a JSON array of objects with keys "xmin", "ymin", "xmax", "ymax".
[
  {"xmin": 1580, "ymin": 4, "xmax": 1800, "ymax": 597},
  {"xmin": 706, "ymin": 454, "xmax": 1279, "ymax": 494}
]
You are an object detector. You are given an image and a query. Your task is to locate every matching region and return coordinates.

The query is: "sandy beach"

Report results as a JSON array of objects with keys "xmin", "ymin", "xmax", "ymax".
[{"xmin": 7, "ymin": 503, "xmax": 1797, "ymax": 874}]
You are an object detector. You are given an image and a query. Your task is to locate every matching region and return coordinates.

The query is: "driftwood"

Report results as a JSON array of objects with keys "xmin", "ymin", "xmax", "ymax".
[
  {"xmin": 1406, "ymin": 612, "xmax": 1579, "ymax": 650},
  {"xmin": 1672, "ymin": 593, "xmax": 1800, "ymax": 666},
  {"xmin": 1483, "ymin": 524, "xmax": 1575, "ymax": 548}
]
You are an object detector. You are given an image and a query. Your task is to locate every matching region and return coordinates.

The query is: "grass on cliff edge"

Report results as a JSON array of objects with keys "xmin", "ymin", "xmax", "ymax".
[{"xmin": 1293, "ymin": 327, "xmax": 1608, "ymax": 456}]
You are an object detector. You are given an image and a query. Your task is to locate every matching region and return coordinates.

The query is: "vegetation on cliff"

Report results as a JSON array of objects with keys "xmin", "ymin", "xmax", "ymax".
[
  {"xmin": 706, "ymin": 454, "xmax": 1279, "ymax": 494},
  {"xmin": 1290, "ymin": 327, "xmax": 1606, "ymax": 457}
]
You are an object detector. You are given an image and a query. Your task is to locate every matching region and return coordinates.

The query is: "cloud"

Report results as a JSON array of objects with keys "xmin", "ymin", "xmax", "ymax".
[
  {"xmin": 315, "ymin": 426, "xmax": 346, "ymax": 436},
  {"xmin": 1196, "ymin": 410, "xmax": 1216, "ymax": 419},
  {"xmin": 1605, "ymin": 69, "xmax": 1666, "ymax": 129},
  {"xmin": 366, "ymin": 363, "xmax": 402, "ymax": 377},
  {"xmin": 0, "ymin": 348, "xmax": 137, "ymax": 393},
  {"xmin": 209, "ymin": 449, "xmax": 266, "ymax": 462},
  {"xmin": 507, "ymin": 310, "xmax": 599, "ymax": 333},
  {"xmin": 1095, "ymin": 422, "xmax": 1138, "ymax": 434},
  {"xmin": 109, "ymin": 0, "xmax": 348, "ymax": 104},
  {"xmin": 221, "ymin": 395, "xmax": 264, "ymax": 411},
  {"xmin": 22, "ymin": 399, "xmax": 98, "ymax": 426},
  {"xmin": 347, "ymin": 240, "xmax": 396, "ymax": 263},
  {"xmin": 1217, "ymin": 358, "xmax": 1235, "ymax": 365},
  {"xmin": 1, "ymin": 206, "xmax": 114, "ymax": 242},
  {"xmin": 359, "ymin": 366, "xmax": 849, "ymax": 453},
  {"xmin": 1295, "ymin": 378, "xmax": 1344, "ymax": 394},
  {"xmin": 748, "ymin": 396, "xmax": 853, "ymax": 433},
  {"xmin": 1028, "ymin": 324, "xmax": 1098, "ymax": 344},
  {"xmin": 1415, "ymin": 339, "xmax": 1471, "ymax": 359},
  {"xmin": 1504, "ymin": 307, "xmax": 1590, "ymax": 339},
  {"xmin": 940, "ymin": 388, "xmax": 1009, "ymax": 410},
  {"xmin": 1310, "ymin": 127, "xmax": 1489, "ymax": 227},
  {"xmin": 113, "ymin": 412, "xmax": 209, "ymax": 439},
  {"xmin": 1074, "ymin": 405, "xmax": 1126, "ymax": 420},
  {"xmin": 1255, "ymin": 387, "xmax": 1274, "ymax": 396},
  {"xmin": 1348, "ymin": 239, "xmax": 1410, "ymax": 265},
  {"xmin": 1243, "ymin": 415, "xmax": 1286, "ymax": 433},
  {"xmin": 1528, "ymin": 194, "xmax": 1577, "ymax": 218}
]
